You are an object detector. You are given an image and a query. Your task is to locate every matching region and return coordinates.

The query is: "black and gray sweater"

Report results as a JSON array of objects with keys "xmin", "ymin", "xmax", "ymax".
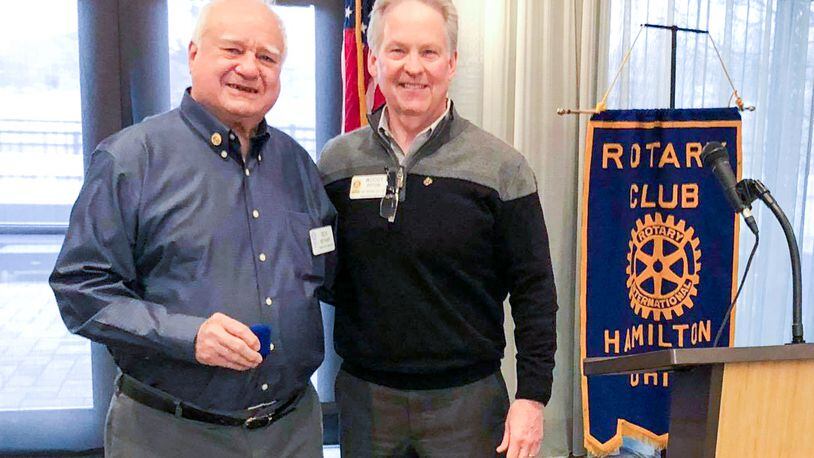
[{"xmin": 318, "ymin": 105, "xmax": 558, "ymax": 403}]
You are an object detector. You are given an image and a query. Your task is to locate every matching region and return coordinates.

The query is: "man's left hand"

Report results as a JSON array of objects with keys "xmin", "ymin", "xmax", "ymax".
[{"xmin": 496, "ymin": 398, "xmax": 544, "ymax": 458}]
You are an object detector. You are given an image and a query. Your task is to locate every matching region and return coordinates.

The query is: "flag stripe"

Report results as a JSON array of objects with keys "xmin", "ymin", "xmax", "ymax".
[
  {"xmin": 342, "ymin": 0, "xmax": 384, "ymax": 133},
  {"xmin": 354, "ymin": 0, "xmax": 368, "ymax": 127},
  {"xmin": 343, "ymin": 29, "xmax": 360, "ymax": 131}
]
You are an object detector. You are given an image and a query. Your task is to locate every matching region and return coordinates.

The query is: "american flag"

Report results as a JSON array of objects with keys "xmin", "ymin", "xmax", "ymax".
[{"xmin": 343, "ymin": 0, "xmax": 385, "ymax": 133}]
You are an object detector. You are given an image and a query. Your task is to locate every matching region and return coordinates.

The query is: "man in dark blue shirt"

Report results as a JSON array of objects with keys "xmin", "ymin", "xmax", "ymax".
[{"xmin": 49, "ymin": 0, "xmax": 335, "ymax": 456}]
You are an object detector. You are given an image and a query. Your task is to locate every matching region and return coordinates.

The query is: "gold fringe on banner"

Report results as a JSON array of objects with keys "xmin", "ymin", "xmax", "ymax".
[{"xmin": 584, "ymin": 419, "xmax": 669, "ymax": 457}]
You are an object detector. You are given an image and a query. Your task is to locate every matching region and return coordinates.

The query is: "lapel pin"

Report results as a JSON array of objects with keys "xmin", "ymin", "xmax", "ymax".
[{"xmin": 210, "ymin": 132, "xmax": 222, "ymax": 146}]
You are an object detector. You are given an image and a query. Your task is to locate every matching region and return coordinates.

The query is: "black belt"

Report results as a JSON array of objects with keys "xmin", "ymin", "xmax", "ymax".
[{"xmin": 116, "ymin": 374, "xmax": 303, "ymax": 429}]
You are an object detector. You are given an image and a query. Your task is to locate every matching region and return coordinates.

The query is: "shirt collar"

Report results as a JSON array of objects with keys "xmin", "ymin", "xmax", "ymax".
[
  {"xmin": 378, "ymin": 98, "xmax": 451, "ymax": 145},
  {"xmin": 179, "ymin": 88, "xmax": 270, "ymax": 158}
]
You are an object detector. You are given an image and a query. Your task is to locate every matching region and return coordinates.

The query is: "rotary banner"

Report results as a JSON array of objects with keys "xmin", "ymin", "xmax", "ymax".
[{"xmin": 580, "ymin": 108, "xmax": 741, "ymax": 455}]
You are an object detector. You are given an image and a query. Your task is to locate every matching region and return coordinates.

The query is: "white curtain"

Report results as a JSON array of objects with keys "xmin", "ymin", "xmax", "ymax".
[
  {"xmin": 451, "ymin": 1, "xmax": 608, "ymax": 456},
  {"xmin": 604, "ymin": 0, "xmax": 814, "ymax": 348}
]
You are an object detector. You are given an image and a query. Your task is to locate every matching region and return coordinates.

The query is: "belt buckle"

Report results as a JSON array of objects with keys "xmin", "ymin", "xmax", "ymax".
[{"xmin": 243, "ymin": 414, "xmax": 273, "ymax": 430}]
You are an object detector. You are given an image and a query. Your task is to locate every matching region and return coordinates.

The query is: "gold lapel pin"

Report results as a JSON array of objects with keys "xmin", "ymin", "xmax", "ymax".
[
  {"xmin": 423, "ymin": 177, "xmax": 433, "ymax": 186},
  {"xmin": 210, "ymin": 132, "xmax": 222, "ymax": 146}
]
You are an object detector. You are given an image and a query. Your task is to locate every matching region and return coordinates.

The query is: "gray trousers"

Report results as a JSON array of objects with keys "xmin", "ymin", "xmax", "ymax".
[
  {"xmin": 105, "ymin": 383, "xmax": 323, "ymax": 458},
  {"xmin": 335, "ymin": 370, "xmax": 509, "ymax": 458}
]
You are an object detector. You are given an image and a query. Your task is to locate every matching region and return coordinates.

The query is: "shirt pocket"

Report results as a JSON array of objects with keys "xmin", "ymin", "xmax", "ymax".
[
  {"xmin": 268, "ymin": 208, "xmax": 325, "ymax": 297},
  {"xmin": 266, "ymin": 209, "xmax": 326, "ymax": 375}
]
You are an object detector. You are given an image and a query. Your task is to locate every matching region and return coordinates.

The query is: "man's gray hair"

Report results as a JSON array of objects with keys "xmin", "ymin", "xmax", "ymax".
[
  {"xmin": 191, "ymin": 0, "xmax": 287, "ymax": 58},
  {"xmin": 367, "ymin": 0, "xmax": 458, "ymax": 55}
]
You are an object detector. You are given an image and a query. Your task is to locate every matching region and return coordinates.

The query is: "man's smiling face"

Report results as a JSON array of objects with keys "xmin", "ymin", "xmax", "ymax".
[
  {"xmin": 188, "ymin": 0, "xmax": 285, "ymax": 129},
  {"xmin": 368, "ymin": 0, "xmax": 457, "ymax": 126}
]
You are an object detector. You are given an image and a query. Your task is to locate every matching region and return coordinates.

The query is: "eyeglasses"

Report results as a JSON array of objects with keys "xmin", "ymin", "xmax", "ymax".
[{"xmin": 380, "ymin": 166, "xmax": 404, "ymax": 222}]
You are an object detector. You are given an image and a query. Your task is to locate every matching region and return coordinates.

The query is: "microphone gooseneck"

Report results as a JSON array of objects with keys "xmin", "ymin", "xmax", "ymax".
[
  {"xmin": 701, "ymin": 142, "xmax": 758, "ymax": 235},
  {"xmin": 702, "ymin": 141, "xmax": 804, "ymax": 345}
]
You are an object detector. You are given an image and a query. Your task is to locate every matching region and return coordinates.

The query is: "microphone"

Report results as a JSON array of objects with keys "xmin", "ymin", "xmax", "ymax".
[{"xmin": 701, "ymin": 142, "xmax": 758, "ymax": 235}]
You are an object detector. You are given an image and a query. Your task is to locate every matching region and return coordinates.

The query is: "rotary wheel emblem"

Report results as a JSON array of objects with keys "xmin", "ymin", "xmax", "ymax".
[{"xmin": 626, "ymin": 213, "xmax": 701, "ymax": 321}]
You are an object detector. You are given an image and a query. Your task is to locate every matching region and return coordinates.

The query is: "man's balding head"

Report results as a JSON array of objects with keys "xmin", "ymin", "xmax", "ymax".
[
  {"xmin": 192, "ymin": 0, "xmax": 286, "ymax": 58},
  {"xmin": 188, "ymin": 0, "xmax": 287, "ymax": 134}
]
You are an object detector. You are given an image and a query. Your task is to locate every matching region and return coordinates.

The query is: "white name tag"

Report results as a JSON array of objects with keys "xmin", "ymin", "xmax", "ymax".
[
  {"xmin": 309, "ymin": 225, "xmax": 335, "ymax": 256},
  {"xmin": 349, "ymin": 174, "xmax": 387, "ymax": 199}
]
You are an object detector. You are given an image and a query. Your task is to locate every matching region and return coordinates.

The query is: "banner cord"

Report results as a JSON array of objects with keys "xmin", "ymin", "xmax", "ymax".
[
  {"xmin": 707, "ymin": 34, "xmax": 753, "ymax": 112},
  {"xmin": 597, "ymin": 25, "xmax": 646, "ymax": 113},
  {"xmin": 558, "ymin": 24, "xmax": 756, "ymax": 115}
]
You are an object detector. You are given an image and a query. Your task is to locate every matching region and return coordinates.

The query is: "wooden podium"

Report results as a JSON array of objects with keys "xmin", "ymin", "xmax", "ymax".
[{"xmin": 583, "ymin": 344, "xmax": 814, "ymax": 457}]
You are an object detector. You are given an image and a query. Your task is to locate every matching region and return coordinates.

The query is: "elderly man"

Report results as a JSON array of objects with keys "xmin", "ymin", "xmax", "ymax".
[
  {"xmin": 49, "ymin": 1, "xmax": 335, "ymax": 456},
  {"xmin": 318, "ymin": 0, "xmax": 557, "ymax": 457}
]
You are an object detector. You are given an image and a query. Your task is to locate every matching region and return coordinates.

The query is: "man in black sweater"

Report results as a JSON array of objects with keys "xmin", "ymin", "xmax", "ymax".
[{"xmin": 319, "ymin": 0, "xmax": 558, "ymax": 456}]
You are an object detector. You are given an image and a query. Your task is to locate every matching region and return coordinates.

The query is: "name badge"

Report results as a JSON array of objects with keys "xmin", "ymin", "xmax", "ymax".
[
  {"xmin": 349, "ymin": 174, "xmax": 387, "ymax": 199},
  {"xmin": 309, "ymin": 225, "xmax": 335, "ymax": 256}
]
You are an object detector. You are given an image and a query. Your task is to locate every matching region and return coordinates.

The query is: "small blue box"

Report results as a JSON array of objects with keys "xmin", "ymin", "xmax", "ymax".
[{"xmin": 249, "ymin": 324, "xmax": 272, "ymax": 358}]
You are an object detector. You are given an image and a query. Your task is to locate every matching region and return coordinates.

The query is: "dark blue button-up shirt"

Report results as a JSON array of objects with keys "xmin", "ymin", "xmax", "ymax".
[{"xmin": 50, "ymin": 92, "xmax": 336, "ymax": 412}]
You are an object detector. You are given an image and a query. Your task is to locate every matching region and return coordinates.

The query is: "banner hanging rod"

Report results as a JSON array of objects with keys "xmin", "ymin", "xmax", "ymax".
[{"xmin": 558, "ymin": 23, "xmax": 755, "ymax": 116}]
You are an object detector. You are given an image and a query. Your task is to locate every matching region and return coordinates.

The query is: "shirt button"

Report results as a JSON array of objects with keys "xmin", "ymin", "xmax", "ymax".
[
  {"xmin": 220, "ymin": 151, "xmax": 228, "ymax": 159},
  {"xmin": 244, "ymin": 168, "xmax": 251, "ymax": 176},
  {"xmin": 258, "ymin": 253, "xmax": 267, "ymax": 262},
  {"xmin": 252, "ymin": 209, "xmax": 260, "ymax": 219},
  {"xmin": 269, "ymin": 343, "xmax": 275, "ymax": 352},
  {"xmin": 261, "ymin": 383, "xmax": 268, "ymax": 391},
  {"xmin": 265, "ymin": 297, "xmax": 273, "ymax": 306},
  {"xmin": 258, "ymin": 155, "xmax": 263, "ymax": 162},
  {"xmin": 229, "ymin": 133, "xmax": 236, "ymax": 141}
]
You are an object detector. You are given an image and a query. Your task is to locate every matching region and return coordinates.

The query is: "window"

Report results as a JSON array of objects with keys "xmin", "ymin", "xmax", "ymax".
[
  {"xmin": 0, "ymin": 1, "xmax": 101, "ymax": 453},
  {"xmin": 0, "ymin": 0, "xmax": 86, "ymax": 413}
]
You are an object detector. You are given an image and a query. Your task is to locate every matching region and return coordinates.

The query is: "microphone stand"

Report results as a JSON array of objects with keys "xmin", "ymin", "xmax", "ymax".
[{"xmin": 738, "ymin": 179, "xmax": 805, "ymax": 344}]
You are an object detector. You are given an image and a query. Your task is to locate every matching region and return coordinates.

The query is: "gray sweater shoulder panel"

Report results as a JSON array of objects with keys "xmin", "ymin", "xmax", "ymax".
[
  {"xmin": 318, "ymin": 127, "xmax": 386, "ymax": 183},
  {"xmin": 411, "ymin": 122, "xmax": 538, "ymax": 201},
  {"xmin": 318, "ymin": 115, "xmax": 538, "ymax": 202}
]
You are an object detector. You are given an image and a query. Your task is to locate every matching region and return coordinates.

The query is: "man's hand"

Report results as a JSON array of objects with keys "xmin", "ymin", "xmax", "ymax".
[
  {"xmin": 195, "ymin": 312, "xmax": 262, "ymax": 371},
  {"xmin": 496, "ymin": 398, "xmax": 544, "ymax": 458}
]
